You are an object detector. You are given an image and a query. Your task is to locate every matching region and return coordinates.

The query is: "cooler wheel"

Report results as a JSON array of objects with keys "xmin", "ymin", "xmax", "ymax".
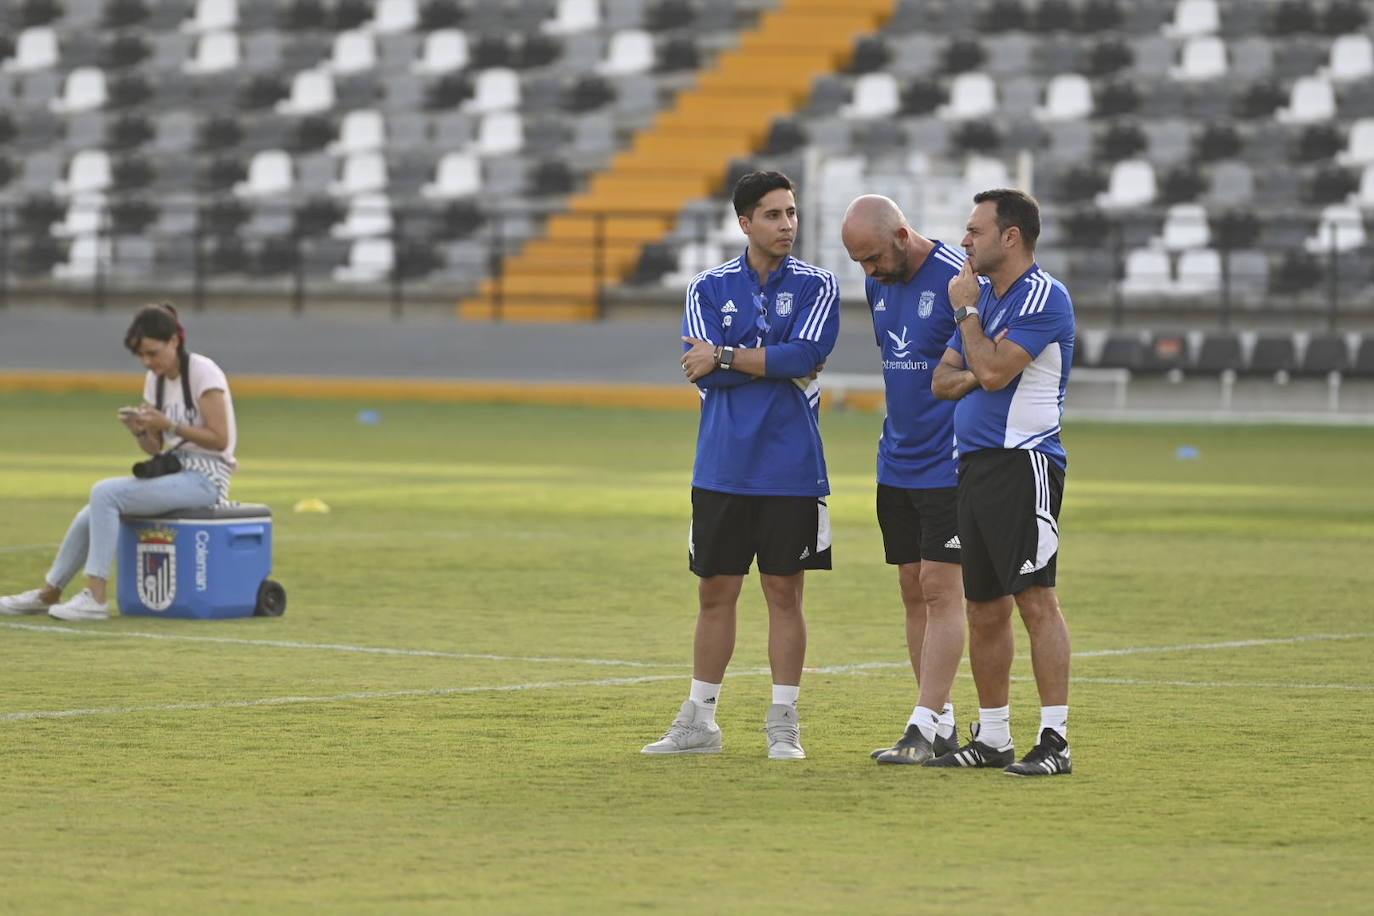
[{"xmin": 254, "ymin": 579, "xmax": 287, "ymax": 617}]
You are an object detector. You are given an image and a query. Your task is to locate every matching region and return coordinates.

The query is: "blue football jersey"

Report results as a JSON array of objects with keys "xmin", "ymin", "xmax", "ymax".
[
  {"xmin": 865, "ymin": 241, "xmax": 963, "ymax": 489},
  {"xmin": 947, "ymin": 264, "xmax": 1076, "ymax": 469},
  {"xmin": 682, "ymin": 252, "xmax": 841, "ymax": 496}
]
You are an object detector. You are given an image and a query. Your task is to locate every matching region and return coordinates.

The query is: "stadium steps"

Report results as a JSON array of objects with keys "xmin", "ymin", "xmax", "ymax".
[{"xmin": 457, "ymin": 0, "xmax": 893, "ymax": 321}]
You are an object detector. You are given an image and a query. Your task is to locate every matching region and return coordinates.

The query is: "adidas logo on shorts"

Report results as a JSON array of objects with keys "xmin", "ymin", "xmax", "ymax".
[
  {"xmin": 944, "ymin": 536, "xmax": 961, "ymax": 549},
  {"xmin": 799, "ymin": 546, "xmax": 811, "ymax": 560},
  {"xmin": 1019, "ymin": 560, "xmax": 1036, "ymax": 574}
]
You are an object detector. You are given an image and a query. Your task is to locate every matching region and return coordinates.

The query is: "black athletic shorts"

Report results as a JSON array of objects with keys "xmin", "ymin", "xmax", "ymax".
[
  {"xmin": 957, "ymin": 449, "xmax": 1064, "ymax": 602},
  {"xmin": 875, "ymin": 483, "xmax": 961, "ymax": 566},
  {"xmin": 689, "ymin": 487, "xmax": 832, "ymax": 578}
]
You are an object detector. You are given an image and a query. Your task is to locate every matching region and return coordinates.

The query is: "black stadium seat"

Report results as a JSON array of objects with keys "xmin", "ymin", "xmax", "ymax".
[
  {"xmin": 1097, "ymin": 332, "xmax": 1145, "ymax": 371},
  {"xmin": 1247, "ymin": 334, "xmax": 1297, "ymax": 376},
  {"xmin": 1192, "ymin": 332, "xmax": 1243, "ymax": 374},
  {"xmin": 1142, "ymin": 331, "xmax": 1189, "ymax": 374},
  {"xmin": 1350, "ymin": 336, "xmax": 1374, "ymax": 378},
  {"xmin": 1298, "ymin": 334, "xmax": 1350, "ymax": 376}
]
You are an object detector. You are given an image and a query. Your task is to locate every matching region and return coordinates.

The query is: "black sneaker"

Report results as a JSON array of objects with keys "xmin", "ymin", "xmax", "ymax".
[
  {"xmin": 1004, "ymin": 728, "xmax": 1072, "ymax": 776},
  {"xmin": 869, "ymin": 716, "xmax": 959, "ymax": 758},
  {"xmin": 933, "ymin": 722, "xmax": 960, "ymax": 758},
  {"xmin": 874, "ymin": 725, "xmax": 934, "ymax": 765},
  {"xmin": 868, "ymin": 730, "xmax": 912, "ymax": 758},
  {"xmin": 921, "ymin": 723, "xmax": 1014, "ymax": 768}
]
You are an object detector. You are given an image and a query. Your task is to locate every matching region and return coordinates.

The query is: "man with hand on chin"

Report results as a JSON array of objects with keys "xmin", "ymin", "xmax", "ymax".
[
  {"xmin": 929, "ymin": 188, "xmax": 1078, "ymax": 777},
  {"xmin": 643, "ymin": 170, "xmax": 840, "ymax": 761}
]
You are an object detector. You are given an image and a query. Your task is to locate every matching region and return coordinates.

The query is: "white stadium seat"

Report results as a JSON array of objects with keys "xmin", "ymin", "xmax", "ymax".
[
  {"xmin": 235, "ymin": 150, "xmax": 294, "ymax": 198},
  {"xmin": 276, "ymin": 69, "xmax": 335, "ymax": 115},
  {"xmin": 50, "ymin": 67, "xmax": 106, "ymax": 113},
  {"xmin": 3, "ymin": 26, "xmax": 59, "ymax": 72},
  {"xmin": 841, "ymin": 73, "xmax": 901, "ymax": 119},
  {"xmin": 422, "ymin": 152, "xmax": 482, "ymax": 200},
  {"xmin": 1096, "ymin": 159, "xmax": 1158, "ymax": 210},
  {"xmin": 413, "ymin": 30, "xmax": 469, "ymax": 74},
  {"xmin": 937, "ymin": 72, "xmax": 997, "ymax": 120},
  {"xmin": 184, "ymin": 31, "xmax": 240, "ymax": 75},
  {"xmin": 335, "ymin": 238, "xmax": 395, "ymax": 282},
  {"xmin": 1034, "ymin": 74, "xmax": 1093, "ymax": 121}
]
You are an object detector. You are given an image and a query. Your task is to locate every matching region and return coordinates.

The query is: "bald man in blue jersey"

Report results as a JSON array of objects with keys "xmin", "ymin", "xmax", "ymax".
[
  {"xmin": 641, "ymin": 171, "xmax": 840, "ymax": 761},
  {"xmin": 930, "ymin": 188, "xmax": 1076, "ymax": 777},
  {"xmin": 841, "ymin": 195, "xmax": 968, "ymax": 766}
]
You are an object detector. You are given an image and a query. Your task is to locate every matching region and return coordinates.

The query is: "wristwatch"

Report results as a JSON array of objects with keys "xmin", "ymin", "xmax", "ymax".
[
  {"xmin": 955, "ymin": 305, "xmax": 980, "ymax": 324},
  {"xmin": 718, "ymin": 346, "xmax": 736, "ymax": 370}
]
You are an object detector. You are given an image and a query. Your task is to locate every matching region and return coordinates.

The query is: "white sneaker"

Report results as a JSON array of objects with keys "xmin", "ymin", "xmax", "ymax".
[
  {"xmin": 0, "ymin": 588, "xmax": 52, "ymax": 615},
  {"xmin": 641, "ymin": 700, "xmax": 723, "ymax": 755},
  {"xmin": 48, "ymin": 589, "xmax": 110, "ymax": 621},
  {"xmin": 765, "ymin": 703, "xmax": 806, "ymax": 759}
]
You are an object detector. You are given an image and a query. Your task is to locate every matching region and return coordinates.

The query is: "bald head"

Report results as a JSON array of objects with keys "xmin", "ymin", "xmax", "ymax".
[
  {"xmin": 841, "ymin": 194, "xmax": 931, "ymax": 286},
  {"xmin": 841, "ymin": 195, "xmax": 906, "ymax": 248}
]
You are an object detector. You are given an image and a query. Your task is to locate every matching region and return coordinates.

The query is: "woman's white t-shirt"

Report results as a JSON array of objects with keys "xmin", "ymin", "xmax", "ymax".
[{"xmin": 141, "ymin": 352, "xmax": 237, "ymax": 499}]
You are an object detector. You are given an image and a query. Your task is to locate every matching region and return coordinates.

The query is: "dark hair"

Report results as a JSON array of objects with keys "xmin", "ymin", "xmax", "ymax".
[
  {"xmin": 124, "ymin": 302, "xmax": 185, "ymax": 354},
  {"xmin": 972, "ymin": 188, "xmax": 1041, "ymax": 251},
  {"xmin": 732, "ymin": 170, "xmax": 795, "ymax": 218},
  {"xmin": 125, "ymin": 303, "xmax": 193, "ymax": 413}
]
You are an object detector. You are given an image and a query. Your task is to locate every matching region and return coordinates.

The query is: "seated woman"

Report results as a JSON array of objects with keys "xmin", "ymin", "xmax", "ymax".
[{"xmin": 0, "ymin": 304, "xmax": 238, "ymax": 621}]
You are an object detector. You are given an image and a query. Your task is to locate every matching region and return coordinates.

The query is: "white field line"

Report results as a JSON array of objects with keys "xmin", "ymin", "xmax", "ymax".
[
  {"xmin": 1072, "ymin": 632, "xmax": 1374, "ymax": 657},
  {"xmin": 6, "ymin": 624, "xmax": 1371, "ymax": 673},
  {"xmin": 0, "ymin": 622, "xmax": 679, "ymax": 669},
  {"xmin": 3, "ymin": 630, "xmax": 1372, "ymax": 722},
  {"xmin": 0, "ymin": 543, "xmax": 57, "ymax": 554},
  {"xmin": 808, "ymin": 631, "xmax": 1374, "ymax": 674},
  {"xmin": 1041, "ymin": 676, "xmax": 1374, "ymax": 691},
  {"xmin": 0, "ymin": 668, "xmax": 775, "ymax": 722},
  {"xmin": 4, "ymin": 666, "xmax": 1371, "ymax": 723}
]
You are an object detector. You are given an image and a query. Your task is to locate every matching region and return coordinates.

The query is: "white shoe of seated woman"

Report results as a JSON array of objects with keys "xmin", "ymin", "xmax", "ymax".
[
  {"xmin": 0, "ymin": 589, "xmax": 52, "ymax": 615},
  {"xmin": 48, "ymin": 589, "xmax": 110, "ymax": 621}
]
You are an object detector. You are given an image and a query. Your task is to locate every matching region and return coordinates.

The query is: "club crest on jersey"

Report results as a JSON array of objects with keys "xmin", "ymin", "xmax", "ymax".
[
  {"xmin": 775, "ymin": 292, "xmax": 793, "ymax": 317},
  {"xmin": 918, "ymin": 289, "xmax": 936, "ymax": 319},
  {"xmin": 135, "ymin": 526, "xmax": 178, "ymax": 612}
]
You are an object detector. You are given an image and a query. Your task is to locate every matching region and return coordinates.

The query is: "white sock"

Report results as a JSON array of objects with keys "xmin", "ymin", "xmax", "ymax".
[
  {"xmin": 907, "ymin": 705, "xmax": 939, "ymax": 743},
  {"xmin": 1040, "ymin": 705, "xmax": 1068, "ymax": 740},
  {"xmin": 772, "ymin": 683, "xmax": 800, "ymax": 708},
  {"xmin": 689, "ymin": 679, "xmax": 720, "ymax": 723},
  {"xmin": 977, "ymin": 706, "xmax": 1011, "ymax": 748},
  {"xmin": 937, "ymin": 703, "xmax": 956, "ymax": 740}
]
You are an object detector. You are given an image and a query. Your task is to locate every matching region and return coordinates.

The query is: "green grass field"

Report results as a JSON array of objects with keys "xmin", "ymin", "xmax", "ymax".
[{"xmin": 2, "ymin": 392, "xmax": 1372, "ymax": 914}]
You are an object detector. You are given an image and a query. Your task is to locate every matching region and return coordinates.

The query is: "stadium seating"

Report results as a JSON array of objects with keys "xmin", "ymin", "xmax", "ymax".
[{"xmin": 0, "ymin": 0, "xmax": 1370, "ymax": 328}]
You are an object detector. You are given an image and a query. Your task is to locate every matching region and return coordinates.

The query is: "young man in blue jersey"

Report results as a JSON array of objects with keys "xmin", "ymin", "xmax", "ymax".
[
  {"xmin": 641, "ymin": 170, "xmax": 840, "ymax": 760},
  {"xmin": 929, "ymin": 188, "xmax": 1076, "ymax": 776},
  {"xmin": 839, "ymin": 195, "xmax": 967, "ymax": 766}
]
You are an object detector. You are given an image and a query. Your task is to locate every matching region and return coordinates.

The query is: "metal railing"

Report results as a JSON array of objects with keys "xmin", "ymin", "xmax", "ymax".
[{"xmin": 0, "ymin": 196, "xmax": 1370, "ymax": 327}]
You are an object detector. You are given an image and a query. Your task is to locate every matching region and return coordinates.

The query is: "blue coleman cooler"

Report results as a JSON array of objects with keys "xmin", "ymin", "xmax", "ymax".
[{"xmin": 116, "ymin": 504, "xmax": 286, "ymax": 619}]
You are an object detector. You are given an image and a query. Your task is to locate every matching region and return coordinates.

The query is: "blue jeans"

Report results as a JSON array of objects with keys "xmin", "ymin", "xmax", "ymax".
[{"xmin": 46, "ymin": 471, "xmax": 218, "ymax": 587}]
